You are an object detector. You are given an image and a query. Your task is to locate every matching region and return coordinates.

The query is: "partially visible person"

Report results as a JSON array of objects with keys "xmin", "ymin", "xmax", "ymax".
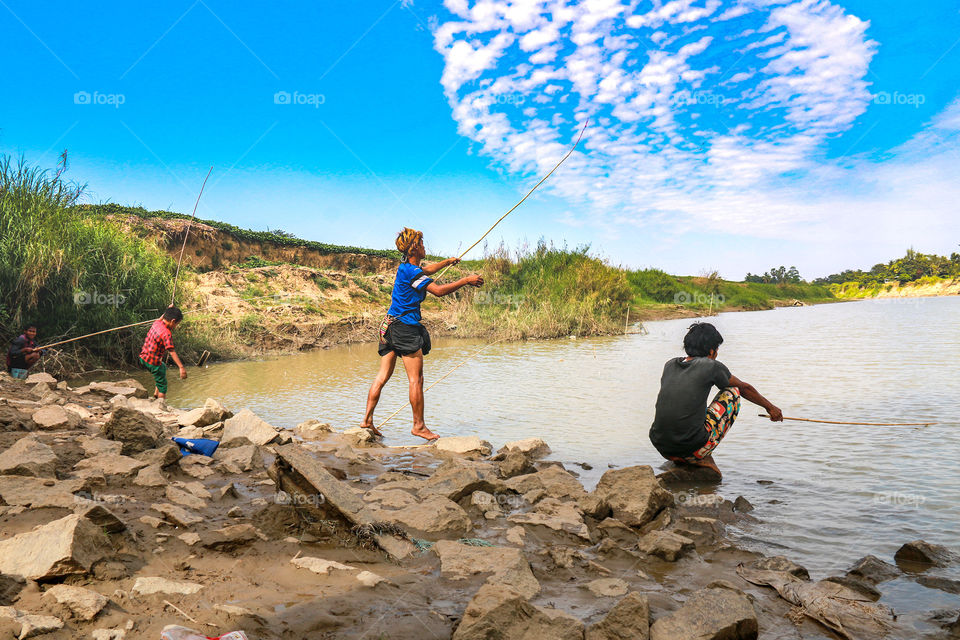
[
  {"xmin": 361, "ymin": 227, "xmax": 484, "ymax": 441},
  {"xmin": 139, "ymin": 306, "xmax": 187, "ymax": 399},
  {"xmin": 649, "ymin": 322, "xmax": 783, "ymax": 478},
  {"xmin": 6, "ymin": 324, "xmax": 43, "ymax": 379}
]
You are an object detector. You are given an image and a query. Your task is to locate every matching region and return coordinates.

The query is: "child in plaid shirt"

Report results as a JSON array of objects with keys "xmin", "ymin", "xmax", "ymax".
[{"xmin": 139, "ymin": 306, "xmax": 187, "ymax": 399}]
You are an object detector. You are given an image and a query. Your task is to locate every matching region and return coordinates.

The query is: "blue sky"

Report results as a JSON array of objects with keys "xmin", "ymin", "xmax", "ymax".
[{"xmin": 1, "ymin": 0, "xmax": 958, "ymax": 279}]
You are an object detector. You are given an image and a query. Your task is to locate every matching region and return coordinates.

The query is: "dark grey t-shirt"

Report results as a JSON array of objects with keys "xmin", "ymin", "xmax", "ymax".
[{"xmin": 649, "ymin": 357, "xmax": 732, "ymax": 457}]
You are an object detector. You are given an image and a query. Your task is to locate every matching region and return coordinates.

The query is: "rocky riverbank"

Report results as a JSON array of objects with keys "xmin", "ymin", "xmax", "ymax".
[{"xmin": 0, "ymin": 372, "xmax": 957, "ymax": 639}]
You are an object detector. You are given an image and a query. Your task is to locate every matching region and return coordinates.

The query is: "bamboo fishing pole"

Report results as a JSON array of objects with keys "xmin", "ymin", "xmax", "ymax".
[
  {"xmin": 758, "ymin": 414, "xmax": 937, "ymax": 427},
  {"xmin": 433, "ymin": 121, "xmax": 589, "ymax": 282},
  {"xmin": 376, "ymin": 339, "xmax": 506, "ymax": 431},
  {"xmin": 171, "ymin": 166, "xmax": 213, "ymax": 305}
]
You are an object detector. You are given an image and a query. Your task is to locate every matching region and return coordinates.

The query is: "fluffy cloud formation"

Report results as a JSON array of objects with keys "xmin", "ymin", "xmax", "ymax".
[{"xmin": 430, "ymin": 0, "xmax": 899, "ymax": 237}]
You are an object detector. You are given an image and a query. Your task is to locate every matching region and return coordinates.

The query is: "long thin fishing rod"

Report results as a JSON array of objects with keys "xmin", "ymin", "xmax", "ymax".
[
  {"xmin": 377, "ymin": 339, "xmax": 506, "ymax": 430},
  {"xmin": 171, "ymin": 166, "xmax": 213, "ymax": 305},
  {"xmin": 36, "ymin": 289, "xmax": 293, "ymax": 351},
  {"xmin": 759, "ymin": 414, "xmax": 936, "ymax": 427},
  {"xmin": 434, "ymin": 121, "xmax": 589, "ymax": 281}
]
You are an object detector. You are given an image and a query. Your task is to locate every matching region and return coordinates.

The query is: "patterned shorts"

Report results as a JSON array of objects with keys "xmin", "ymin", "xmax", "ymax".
[{"xmin": 671, "ymin": 387, "xmax": 741, "ymax": 463}]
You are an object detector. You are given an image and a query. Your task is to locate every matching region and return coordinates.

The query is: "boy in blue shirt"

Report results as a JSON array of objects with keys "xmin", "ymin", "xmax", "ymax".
[{"xmin": 362, "ymin": 228, "xmax": 484, "ymax": 440}]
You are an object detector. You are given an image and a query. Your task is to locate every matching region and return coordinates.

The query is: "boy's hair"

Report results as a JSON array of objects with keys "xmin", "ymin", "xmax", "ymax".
[
  {"xmin": 162, "ymin": 306, "xmax": 183, "ymax": 323},
  {"xmin": 395, "ymin": 227, "xmax": 423, "ymax": 257},
  {"xmin": 683, "ymin": 322, "xmax": 723, "ymax": 357},
  {"xmin": 24, "ymin": 323, "xmax": 37, "ymax": 331}
]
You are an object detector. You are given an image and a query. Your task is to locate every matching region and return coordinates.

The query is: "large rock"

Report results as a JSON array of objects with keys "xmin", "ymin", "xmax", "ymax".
[
  {"xmin": 376, "ymin": 496, "xmax": 472, "ymax": 538},
  {"xmin": 594, "ymin": 466, "xmax": 673, "ymax": 528},
  {"xmin": 894, "ymin": 540, "xmax": 956, "ymax": 568},
  {"xmin": 0, "ymin": 476, "xmax": 89, "ymax": 509},
  {"xmin": 0, "ymin": 437, "xmax": 58, "ymax": 478},
  {"xmin": 498, "ymin": 450, "xmax": 536, "ymax": 479},
  {"xmin": 453, "ymin": 584, "xmax": 583, "ymax": 640},
  {"xmin": 508, "ymin": 498, "xmax": 591, "ymax": 541},
  {"xmin": 0, "ymin": 514, "xmax": 107, "ymax": 580},
  {"xmin": 434, "ymin": 436, "xmax": 492, "ymax": 457},
  {"xmin": 505, "ymin": 465, "xmax": 588, "ymax": 503},
  {"xmin": 433, "ymin": 540, "xmax": 540, "ymax": 598},
  {"xmin": 0, "ymin": 405, "xmax": 35, "ymax": 431},
  {"xmin": 134, "ymin": 464, "xmax": 167, "ymax": 487},
  {"xmin": 637, "ymin": 530, "xmax": 695, "ymax": 562},
  {"xmin": 214, "ymin": 444, "xmax": 263, "ymax": 474},
  {"xmin": 165, "ymin": 486, "xmax": 207, "ymax": 510},
  {"xmin": 294, "ymin": 419, "xmax": 332, "ymax": 440},
  {"xmin": 846, "ymin": 555, "xmax": 900, "ymax": 584},
  {"xmin": 0, "ymin": 606, "xmax": 64, "ymax": 638},
  {"xmin": 587, "ymin": 591, "xmax": 650, "ymax": 640},
  {"xmin": 30, "ymin": 405, "xmax": 73, "ymax": 430},
  {"xmin": 25, "ymin": 372, "xmax": 57, "ymax": 385},
  {"xmin": 178, "ymin": 398, "xmax": 232, "ymax": 428},
  {"xmin": 650, "ymin": 587, "xmax": 757, "ymax": 640},
  {"xmin": 419, "ymin": 459, "xmax": 502, "ymax": 502},
  {"xmin": 502, "ymin": 438, "xmax": 552, "ymax": 459},
  {"xmin": 74, "ymin": 454, "xmax": 147, "ymax": 478},
  {"xmin": 269, "ymin": 444, "xmax": 415, "ymax": 560},
  {"xmin": 100, "ymin": 407, "xmax": 163, "ymax": 454},
  {"xmin": 222, "ymin": 409, "xmax": 280, "ymax": 446},
  {"xmin": 78, "ymin": 436, "xmax": 123, "ymax": 457},
  {"xmin": 41, "ymin": 584, "xmax": 108, "ymax": 620}
]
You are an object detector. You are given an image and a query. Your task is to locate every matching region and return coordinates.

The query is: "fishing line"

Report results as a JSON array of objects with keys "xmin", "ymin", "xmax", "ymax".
[
  {"xmin": 759, "ymin": 414, "xmax": 936, "ymax": 426},
  {"xmin": 171, "ymin": 166, "xmax": 213, "ymax": 305},
  {"xmin": 434, "ymin": 121, "xmax": 589, "ymax": 281},
  {"xmin": 376, "ymin": 339, "xmax": 506, "ymax": 431}
]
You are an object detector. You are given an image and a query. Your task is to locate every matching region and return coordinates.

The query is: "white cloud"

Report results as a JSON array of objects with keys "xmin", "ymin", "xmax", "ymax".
[{"xmin": 430, "ymin": 0, "xmax": 955, "ymax": 267}]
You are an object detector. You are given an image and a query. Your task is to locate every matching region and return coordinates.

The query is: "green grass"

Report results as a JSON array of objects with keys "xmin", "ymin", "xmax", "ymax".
[
  {"xmin": 454, "ymin": 241, "xmax": 633, "ymax": 339},
  {"xmin": 0, "ymin": 157, "xmax": 180, "ymax": 366}
]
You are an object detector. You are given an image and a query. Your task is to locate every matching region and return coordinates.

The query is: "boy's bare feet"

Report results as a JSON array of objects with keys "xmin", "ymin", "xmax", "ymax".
[
  {"xmin": 690, "ymin": 455, "xmax": 722, "ymax": 478},
  {"xmin": 411, "ymin": 424, "xmax": 439, "ymax": 441},
  {"xmin": 359, "ymin": 422, "xmax": 383, "ymax": 438}
]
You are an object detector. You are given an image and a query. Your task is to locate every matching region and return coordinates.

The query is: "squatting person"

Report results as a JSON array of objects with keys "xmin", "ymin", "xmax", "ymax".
[
  {"xmin": 361, "ymin": 227, "xmax": 484, "ymax": 441},
  {"xmin": 649, "ymin": 322, "xmax": 783, "ymax": 477},
  {"xmin": 6, "ymin": 323, "xmax": 43, "ymax": 378},
  {"xmin": 139, "ymin": 306, "xmax": 188, "ymax": 399}
]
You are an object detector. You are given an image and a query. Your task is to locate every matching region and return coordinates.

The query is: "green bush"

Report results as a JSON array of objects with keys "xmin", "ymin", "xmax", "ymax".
[{"xmin": 0, "ymin": 157, "xmax": 178, "ymax": 365}]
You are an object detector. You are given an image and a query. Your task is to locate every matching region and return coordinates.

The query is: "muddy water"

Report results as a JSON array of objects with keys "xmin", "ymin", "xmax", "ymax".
[{"xmin": 146, "ymin": 296, "xmax": 959, "ymax": 583}]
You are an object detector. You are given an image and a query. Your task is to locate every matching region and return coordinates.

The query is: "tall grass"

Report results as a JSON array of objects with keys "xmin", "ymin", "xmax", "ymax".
[
  {"xmin": 452, "ymin": 242, "xmax": 633, "ymax": 339},
  {"xmin": 0, "ymin": 157, "xmax": 189, "ymax": 370}
]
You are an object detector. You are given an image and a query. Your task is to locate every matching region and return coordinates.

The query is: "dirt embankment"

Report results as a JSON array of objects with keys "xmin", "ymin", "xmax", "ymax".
[
  {"xmin": 869, "ymin": 279, "xmax": 960, "ymax": 298},
  {"xmin": 1, "ymin": 372, "xmax": 947, "ymax": 639},
  {"xmin": 110, "ymin": 215, "xmax": 396, "ymax": 274}
]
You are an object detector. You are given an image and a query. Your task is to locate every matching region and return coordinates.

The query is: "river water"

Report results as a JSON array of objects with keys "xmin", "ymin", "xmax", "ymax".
[{"xmin": 147, "ymin": 296, "xmax": 959, "ymax": 587}]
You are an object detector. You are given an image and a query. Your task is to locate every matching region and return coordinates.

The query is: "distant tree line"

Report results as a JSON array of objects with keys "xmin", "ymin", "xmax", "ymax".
[
  {"xmin": 812, "ymin": 248, "xmax": 960, "ymax": 286},
  {"xmin": 745, "ymin": 265, "xmax": 802, "ymax": 284}
]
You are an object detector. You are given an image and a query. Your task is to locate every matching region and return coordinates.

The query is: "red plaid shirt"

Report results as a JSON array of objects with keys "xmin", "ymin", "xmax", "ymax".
[{"xmin": 140, "ymin": 319, "xmax": 175, "ymax": 365}]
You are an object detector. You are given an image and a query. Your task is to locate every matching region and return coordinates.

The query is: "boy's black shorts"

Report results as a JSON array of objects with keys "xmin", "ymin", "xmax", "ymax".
[{"xmin": 378, "ymin": 322, "xmax": 431, "ymax": 357}]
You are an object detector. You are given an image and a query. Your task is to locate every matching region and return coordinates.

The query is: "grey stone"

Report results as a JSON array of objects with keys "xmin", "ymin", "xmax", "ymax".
[
  {"xmin": 100, "ymin": 407, "xmax": 163, "ymax": 454},
  {"xmin": 586, "ymin": 591, "xmax": 650, "ymax": 640},
  {"xmin": 222, "ymin": 408, "xmax": 279, "ymax": 446},
  {"xmin": 433, "ymin": 539, "xmax": 540, "ymax": 599},
  {"xmin": 585, "ymin": 578, "xmax": 629, "ymax": 598},
  {"xmin": 650, "ymin": 587, "xmax": 757, "ymax": 640},
  {"xmin": 502, "ymin": 438, "xmax": 552, "ymax": 459},
  {"xmin": 0, "ymin": 606, "xmax": 64, "ymax": 638},
  {"xmin": 0, "ymin": 514, "xmax": 107, "ymax": 580},
  {"xmin": 846, "ymin": 555, "xmax": 900, "ymax": 584},
  {"xmin": 41, "ymin": 584, "xmax": 109, "ymax": 621},
  {"xmin": 594, "ymin": 466, "xmax": 673, "ymax": 528},
  {"xmin": 30, "ymin": 405, "xmax": 73, "ymax": 430},
  {"xmin": 895, "ymin": 540, "xmax": 956, "ymax": 568},
  {"xmin": 507, "ymin": 498, "xmax": 591, "ymax": 541},
  {"xmin": 637, "ymin": 530, "xmax": 695, "ymax": 561},
  {"xmin": 74, "ymin": 453, "xmax": 147, "ymax": 478},
  {"xmin": 0, "ymin": 437, "xmax": 58, "ymax": 478},
  {"xmin": 453, "ymin": 584, "xmax": 582, "ymax": 640},
  {"xmin": 749, "ymin": 555, "xmax": 809, "ymax": 579},
  {"xmin": 294, "ymin": 419, "xmax": 332, "ymax": 440},
  {"xmin": 434, "ymin": 436, "xmax": 492, "ymax": 457}
]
